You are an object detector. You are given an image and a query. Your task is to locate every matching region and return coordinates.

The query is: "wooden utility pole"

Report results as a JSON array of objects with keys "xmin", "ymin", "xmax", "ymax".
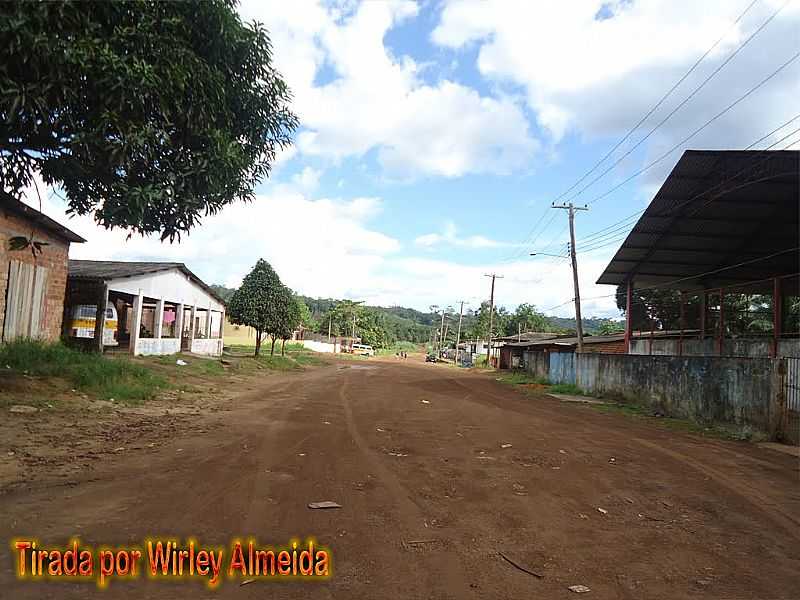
[
  {"xmin": 454, "ymin": 301, "xmax": 465, "ymax": 365},
  {"xmin": 439, "ymin": 309, "xmax": 446, "ymax": 356},
  {"xmin": 484, "ymin": 273, "xmax": 503, "ymax": 365},
  {"xmin": 552, "ymin": 203, "xmax": 588, "ymax": 352}
]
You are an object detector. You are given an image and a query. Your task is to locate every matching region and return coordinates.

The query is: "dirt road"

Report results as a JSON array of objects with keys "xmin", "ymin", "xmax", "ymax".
[{"xmin": 1, "ymin": 359, "xmax": 798, "ymax": 599}]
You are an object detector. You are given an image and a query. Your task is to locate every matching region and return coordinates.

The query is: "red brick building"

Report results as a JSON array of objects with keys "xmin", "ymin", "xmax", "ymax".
[{"xmin": 0, "ymin": 197, "xmax": 84, "ymax": 342}]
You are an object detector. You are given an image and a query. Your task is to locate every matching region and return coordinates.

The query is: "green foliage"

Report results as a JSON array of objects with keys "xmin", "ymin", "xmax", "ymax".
[
  {"xmin": 503, "ymin": 303, "xmax": 548, "ymax": 336},
  {"xmin": 209, "ymin": 284, "xmax": 236, "ymax": 303},
  {"xmin": 227, "ymin": 259, "xmax": 284, "ymax": 355},
  {"xmin": 0, "ymin": 0, "xmax": 297, "ymax": 240},
  {"xmin": 0, "ymin": 340, "xmax": 167, "ymax": 402},
  {"xmin": 596, "ymin": 320, "xmax": 625, "ymax": 335}
]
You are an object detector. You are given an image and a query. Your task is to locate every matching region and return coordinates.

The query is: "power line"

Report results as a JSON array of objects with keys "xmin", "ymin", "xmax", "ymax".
[
  {"xmin": 551, "ymin": 0, "xmax": 762, "ymax": 206},
  {"xmin": 574, "ymin": 113, "xmax": 800, "ymax": 246},
  {"xmin": 575, "ymin": 121, "xmax": 800, "ymax": 255},
  {"xmin": 564, "ymin": 0, "xmax": 792, "ymax": 205},
  {"xmin": 582, "ymin": 49, "xmax": 800, "ymax": 208},
  {"xmin": 541, "ymin": 247, "xmax": 799, "ymax": 315}
]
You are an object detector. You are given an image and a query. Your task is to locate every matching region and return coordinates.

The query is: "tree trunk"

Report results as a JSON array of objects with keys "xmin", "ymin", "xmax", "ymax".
[
  {"xmin": 270, "ymin": 337, "xmax": 276, "ymax": 355},
  {"xmin": 254, "ymin": 330, "xmax": 262, "ymax": 357},
  {"xmin": 281, "ymin": 339, "xmax": 286, "ymax": 356}
]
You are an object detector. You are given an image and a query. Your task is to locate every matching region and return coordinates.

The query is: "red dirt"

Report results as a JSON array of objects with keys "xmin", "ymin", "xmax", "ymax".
[{"xmin": 1, "ymin": 358, "xmax": 798, "ymax": 599}]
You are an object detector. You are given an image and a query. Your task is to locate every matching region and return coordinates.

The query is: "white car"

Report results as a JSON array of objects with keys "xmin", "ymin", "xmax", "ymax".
[{"xmin": 351, "ymin": 343, "xmax": 375, "ymax": 356}]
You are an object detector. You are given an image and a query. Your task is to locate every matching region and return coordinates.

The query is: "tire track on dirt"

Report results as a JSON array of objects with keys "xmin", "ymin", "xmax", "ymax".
[
  {"xmin": 632, "ymin": 437, "xmax": 800, "ymax": 539},
  {"xmin": 338, "ymin": 370, "xmax": 473, "ymax": 598}
]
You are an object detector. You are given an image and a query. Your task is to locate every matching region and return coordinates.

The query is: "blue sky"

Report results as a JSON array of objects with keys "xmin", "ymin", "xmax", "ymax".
[{"xmin": 35, "ymin": 0, "xmax": 800, "ymax": 318}]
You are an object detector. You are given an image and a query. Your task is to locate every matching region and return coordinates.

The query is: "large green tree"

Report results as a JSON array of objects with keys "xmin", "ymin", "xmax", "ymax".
[
  {"xmin": 504, "ymin": 303, "xmax": 548, "ymax": 336},
  {"xmin": 272, "ymin": 287, "xmax": 303, "ymax": 356},
  {"xmin": 0, "ymin": 0, "xmax": 297, "ymax": 240},
  {"xmin": 227, "ymin": 259, "xmax": 284, "ymax": 356}
]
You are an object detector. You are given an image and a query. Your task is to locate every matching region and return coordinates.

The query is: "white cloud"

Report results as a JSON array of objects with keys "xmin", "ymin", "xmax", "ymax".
[
  {"xmin": 291, "ymin": 166, "xmax": 322, "ymax": 191},
  {"xmin": 433, "ymin": 0, "xmax": 800, "ymax": 182},
  {"xmin": 414, "ymin": 220, "xmax": 523, "ymax": 249},
  {"xmin": 238, "ymin": 0, "xmax": 539, "ymax": 178}
]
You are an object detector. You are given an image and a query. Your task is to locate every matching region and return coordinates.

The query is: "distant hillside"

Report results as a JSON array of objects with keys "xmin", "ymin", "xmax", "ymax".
[{"xmin": 213, "ymin": 283, "xmax": 622, "ymax": 340}]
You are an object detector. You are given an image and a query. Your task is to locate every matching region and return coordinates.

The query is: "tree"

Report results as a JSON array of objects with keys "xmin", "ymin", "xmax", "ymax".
[
  {"xmin": 0, "ymin": 1, "xmax": 297, "ymax": 240},
  {"xmin": 504, "ymin": 303, "xmax": 548, "ymax": 336},
  {"xmin": 227, "ymin": 259, "xmax": 283, "ymax": 357},
  {"xmin": 273, "ymin": 288, "xmax": 302, "ymax": 357}
]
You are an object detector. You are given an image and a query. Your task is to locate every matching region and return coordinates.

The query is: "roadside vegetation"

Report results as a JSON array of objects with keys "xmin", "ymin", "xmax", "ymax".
[
  {"xmin": 494, "ymin": 369, "xmax": 766, "ymax": 442},
  {"xmin": 0, "ymin": 340, "xmax": 168, "ymax": 403}
]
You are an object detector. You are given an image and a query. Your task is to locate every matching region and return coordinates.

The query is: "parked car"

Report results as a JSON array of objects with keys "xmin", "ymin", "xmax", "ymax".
[
  {"xmin": 352, "ymin": 343, "xmax": 375, "ymax": 356},
  {"xmin": 67, "ymin": 302, "xmax": 119, "ymax": 346}
]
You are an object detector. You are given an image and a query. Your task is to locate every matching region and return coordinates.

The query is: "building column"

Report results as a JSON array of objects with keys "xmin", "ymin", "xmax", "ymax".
[
  {"xmin": 175, "ymin": 303, "xmax": 184, "ymax": 341},
  {"xmin": 92, "ymin": 283, "xmax": 108, "ymax": 353},
  {"xmin": 718, "ymin": 288, "xmax": 725, "ymax": 356},
  {"xmin": 219, "ymin": 308, "xmax": 225, "ymax": 340},
  {"xmin": 699, "ymin": 291, "xmax": 707, "ymax": 340},
  {"xmin": 189, "ymin": 305, "xmax": 197, "ymax": 348},
  {"xmin": 206, "ymin": 304, "xmax": 213, "ymax": 338},
  {"xmin": 773, "ymin": 277, "xmax": 782, "ymax": 358},
  {"xmin": 154, "ymin": 298, "xmax": 164, "ymax": 339},
  {"xmin": 678, "ymin": 290, "xmax": 686, "ymax": 357},
  {"xmin": 130, "ymin": 290, "xmax": 144, "ymax": 355},
  {"xmin": 623, "ymin": 279, "xmax": 632, "ymax": 354}
]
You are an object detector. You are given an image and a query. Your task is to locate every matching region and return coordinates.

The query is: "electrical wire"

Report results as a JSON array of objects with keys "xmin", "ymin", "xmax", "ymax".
[
  {"xmin": 583, "ymin": 48, "xmax": 800, "ymax": 208},
  {"xmin": 552, "ymin": 0, "xmax": 764, "ymax": 205}
]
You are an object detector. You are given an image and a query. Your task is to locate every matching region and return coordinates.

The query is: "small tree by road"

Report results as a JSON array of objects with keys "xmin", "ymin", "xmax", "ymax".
[{"xmin": 227, "ymin": 259, "xmax": 284, "ymax": 357}]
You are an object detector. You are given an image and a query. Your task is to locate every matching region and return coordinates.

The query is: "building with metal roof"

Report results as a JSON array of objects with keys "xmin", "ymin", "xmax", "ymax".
[
  {"xmin": 597, "ymin": 149, "xmax": 799, "ymax": 357},
  {"xmin": 66, "ymin": 260, "xmax": 225, "ymax": 356}
]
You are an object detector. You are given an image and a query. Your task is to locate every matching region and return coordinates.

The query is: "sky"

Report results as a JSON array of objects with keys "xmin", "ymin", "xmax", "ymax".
[{"xmin": 25, "ymin": 0, "xmax": 800, "ymax": 318}]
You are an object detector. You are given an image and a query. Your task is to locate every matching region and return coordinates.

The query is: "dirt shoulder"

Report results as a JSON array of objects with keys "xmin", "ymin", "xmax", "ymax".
[{"xmin": 0, "ymin": 350, "xmax": 334, "ymax": 493}]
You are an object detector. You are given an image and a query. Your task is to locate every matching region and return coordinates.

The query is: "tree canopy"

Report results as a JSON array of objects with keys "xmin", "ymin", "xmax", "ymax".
[
  {"xmin": 0, "ymin": 0, "xmax": 297, "ymax": 240},
  {"xmin": 227, "ymin": 259, "xmax": 284, "ymax": 356}
]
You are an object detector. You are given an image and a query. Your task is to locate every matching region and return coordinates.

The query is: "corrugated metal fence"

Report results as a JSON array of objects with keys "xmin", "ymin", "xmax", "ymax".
[{"xmin": 785, "ymin": 357, "xmax": 800, "ymax": 444}]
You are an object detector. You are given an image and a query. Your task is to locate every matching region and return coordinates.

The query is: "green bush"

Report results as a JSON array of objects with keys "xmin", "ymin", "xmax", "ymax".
[{"xmin": 0, "ymin": 340, "xmax": 167, "ymax": 403}]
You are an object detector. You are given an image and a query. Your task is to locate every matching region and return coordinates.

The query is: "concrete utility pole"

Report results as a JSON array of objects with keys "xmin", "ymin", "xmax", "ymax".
[
  {"xmin": 484, "ymin": 273, "xmax": 503, "ymax": 366},
  {"xmin": 552, "ymin": 202, "xmax": 588, "ymax": 352},
  {"xmin": 454, "ymin": 300, "xmax": 465, "ymax": 365},
  {"xmin": 328, "ymin": 313, "xmax": 332, "ymax": 342}
]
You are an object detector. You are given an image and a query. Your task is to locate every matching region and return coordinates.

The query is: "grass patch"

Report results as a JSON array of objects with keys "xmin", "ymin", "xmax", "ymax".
[
  {"xmin": 548, "ymin": 383, "xmax": 586, "ymax": 395},
  {"xmin": 255, "ymin": 355, "xmax": 301, "ymax": 371},
  {"xmin": 495, "ymin": 372, "xmax": 548, "ymax": 385},
  {"xmin": 590, "ymin": 401, "xmax": 767, "ymax": 442},
  {"xmin": 0, "ymin": 340, "xmax": 168, "ymax": 403}
]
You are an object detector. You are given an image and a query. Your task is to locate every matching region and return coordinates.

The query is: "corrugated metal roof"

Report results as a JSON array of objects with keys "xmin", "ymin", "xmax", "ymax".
[
  {"xmin": 525, "ymin": 334, "xmax": 626, "ymax": 347},
  {"xmin": 68, "ymin": 260, "xmax": 226, "ymax": 305},
  {"xmin": 597, "ymin": 150, "xmax": 799, "ymax": 291},
  {"xmin": 1, "ymin": 195, "xmax": 85, "ymax": 243}
]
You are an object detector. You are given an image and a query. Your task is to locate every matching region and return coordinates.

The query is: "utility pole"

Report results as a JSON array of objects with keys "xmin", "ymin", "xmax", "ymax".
[
  {"xmin": 454, "ymin": 300, "xmax": 465, "ymax": 365},
  {"xmin": 518, "ymin": 321, "xmax": 521, "ymax": 342},
  {"xmin": 552, "ymin": 202, "xmax": 588, "ymax": 352},
  {"xmin": 439, "ymin": 309, "xmax": 446, "ymax": 356},
  {"xmin": 328, "ymin": 314, "xmax": 332, "ymax": 342},
  {"xmin": 484, "ymin": 273, "xmax": 503, "ymax": 366}
]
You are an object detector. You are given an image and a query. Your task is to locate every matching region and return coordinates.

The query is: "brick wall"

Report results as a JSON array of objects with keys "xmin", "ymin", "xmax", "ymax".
[
  {"xmin": 583, "ymin": 340, "xmax": 626, "ymax": 354},
  {"xmin": 0, "ymin": 208, "xmax": 71, "ymax": 342}
]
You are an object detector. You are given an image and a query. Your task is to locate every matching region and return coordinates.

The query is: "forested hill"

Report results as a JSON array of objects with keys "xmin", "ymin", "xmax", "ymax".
[{"xmin": 212, "ymin": 283, "xmax": 623, "ymax": 343}]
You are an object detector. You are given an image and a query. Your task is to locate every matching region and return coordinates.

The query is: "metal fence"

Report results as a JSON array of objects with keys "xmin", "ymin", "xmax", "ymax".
[{"xmin": 785, "ymin": 357, "xmax": 800, "ymax": 444}]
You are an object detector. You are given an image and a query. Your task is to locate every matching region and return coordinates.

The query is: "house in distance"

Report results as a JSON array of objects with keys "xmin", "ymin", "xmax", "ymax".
[{"xmin": 66, "ymin": 260, "xmax": 226, "ymax": 356}]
